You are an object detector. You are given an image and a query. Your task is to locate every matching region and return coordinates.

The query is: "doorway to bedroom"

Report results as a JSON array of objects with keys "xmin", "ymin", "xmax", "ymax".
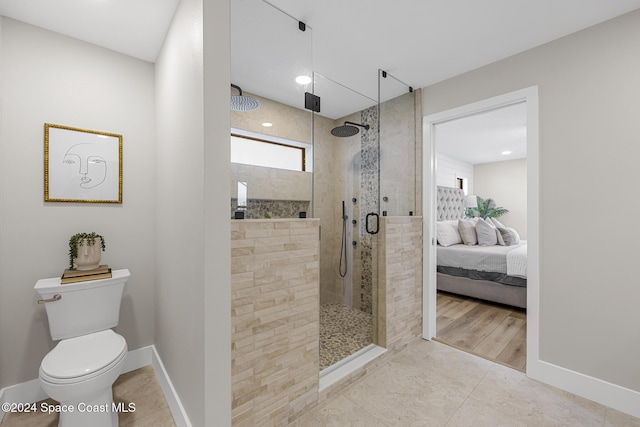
[{"xmin": 422, "ymin": 87, "xmax": 540, "ymax": 374}]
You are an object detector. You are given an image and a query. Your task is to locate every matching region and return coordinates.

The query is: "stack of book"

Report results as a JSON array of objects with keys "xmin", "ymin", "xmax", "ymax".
[{"xmin": 61, "ymin": 265, "xmax": 112, "ymax": 284}]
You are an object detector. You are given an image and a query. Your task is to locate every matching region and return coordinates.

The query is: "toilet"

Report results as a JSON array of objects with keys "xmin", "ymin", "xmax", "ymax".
[{"xmin": 34, "ymin": 269, "xmax": 130, "ymax": 427}]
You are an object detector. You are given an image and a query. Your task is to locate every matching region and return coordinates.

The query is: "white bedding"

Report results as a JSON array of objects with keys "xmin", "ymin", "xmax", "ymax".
[
  {"xmin": 506, "ymin": 244, "xmax": 527, "ymax": 278},
  {"xmin": 437, "ymin": 241, "xmax": 527, "ymax": 278}
]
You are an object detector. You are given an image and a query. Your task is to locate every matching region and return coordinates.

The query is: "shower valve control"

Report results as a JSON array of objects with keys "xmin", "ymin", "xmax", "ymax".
[
  {"xmin": 352, "ymin": 241, "xmax": 357, "ymax": 246},
  {"xmin": 352, "ymin": 219, "xmax": 357, "ymax": 225}
]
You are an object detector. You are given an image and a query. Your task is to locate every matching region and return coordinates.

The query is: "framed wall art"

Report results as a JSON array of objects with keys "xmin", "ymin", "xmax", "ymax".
[{"xmin": 44, "ymin": 123, "xmax": 122, "ymax": 203}]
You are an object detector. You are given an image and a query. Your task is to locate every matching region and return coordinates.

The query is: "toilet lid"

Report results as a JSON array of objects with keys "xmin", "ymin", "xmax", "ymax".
[{"xmin": 41, "ymin": 330, "xmax": 127, "ymax": 379}]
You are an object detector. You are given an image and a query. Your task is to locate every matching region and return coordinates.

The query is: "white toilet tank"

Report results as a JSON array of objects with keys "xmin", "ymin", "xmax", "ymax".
[{"xmin": 35, "ymin": 269, "xmax": 130, "ymax": 341}]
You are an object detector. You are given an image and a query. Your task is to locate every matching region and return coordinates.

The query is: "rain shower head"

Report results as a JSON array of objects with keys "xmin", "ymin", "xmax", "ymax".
[
  {"xmin": 331, "ymin": 121, "xmax": 370, "ymax": 138},
  {"xmin": 230, "ymin": 84, "xmax": 260, "ymax": 112}
]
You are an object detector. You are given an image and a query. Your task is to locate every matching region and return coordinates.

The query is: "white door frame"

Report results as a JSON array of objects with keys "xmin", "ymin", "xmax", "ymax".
[{"xmin": 421, "ymin": 86, "xmax": 540, "ymax": 376}]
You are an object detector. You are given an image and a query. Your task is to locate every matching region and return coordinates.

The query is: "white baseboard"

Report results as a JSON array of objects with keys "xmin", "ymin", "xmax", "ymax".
[
  {"xmin": 0, "ymin": 345, "xmax": 191, "ymax": 426},
  {"xmin": 148, "ymin": 346, "xmax": 192, "ymax": 427},
  {"xmin": 0, "ymin": 378, "xmax": 48, "ymax": 417},
  {"xmin": 528, "ymin": 358, "xmax": 640, "ymax": 419}
]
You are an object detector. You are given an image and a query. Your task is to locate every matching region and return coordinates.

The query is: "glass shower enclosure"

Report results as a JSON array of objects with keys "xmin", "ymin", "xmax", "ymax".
[
  {"xmin": 378, "ymin": 69, "xmax": 417, "ymax": 217},
  {"xmin": 231, "ymin": 0, "xmax": 417, "ymax": 373},
  {"xmin": 312, "ymin": 72, "xmax": 380, "ymax": 370}
]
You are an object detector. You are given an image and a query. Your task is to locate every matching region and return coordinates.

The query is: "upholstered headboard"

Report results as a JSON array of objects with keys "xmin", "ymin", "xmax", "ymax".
[{"xmin": 437, "ymin": 186, "xmax": 465, "ymax": 220}]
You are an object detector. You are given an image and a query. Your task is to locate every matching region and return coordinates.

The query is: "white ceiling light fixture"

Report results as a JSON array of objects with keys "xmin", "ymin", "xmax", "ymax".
[
  {"xmin": 502, "ymin": 150, "xmax": 512, "ymax": 155},
  {"xmin": 262, "ymin": 122, "xmax": 273, "ymax": 127},
  {"xmin": 295, "ymin": 75, "xmax": 312, "ymax": 85}
]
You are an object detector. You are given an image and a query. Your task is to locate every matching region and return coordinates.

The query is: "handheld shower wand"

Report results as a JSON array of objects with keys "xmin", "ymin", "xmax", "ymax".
[{"xmin": 339, "ymin": 201, "xmax": 348, "ymax": 278}]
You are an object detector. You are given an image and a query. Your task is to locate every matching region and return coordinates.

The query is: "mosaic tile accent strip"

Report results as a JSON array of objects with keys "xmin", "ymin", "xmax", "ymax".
[
  {"xmin": 358, "ymin": 106, "xmax": 379, "ymax": 315},
  {"xmin": 231, "ymin": 198, "xmax": 310, "ymax": 219},
  {"xmin": 320, "ymin": 302, "xmax": 372, "ymax": 370}
]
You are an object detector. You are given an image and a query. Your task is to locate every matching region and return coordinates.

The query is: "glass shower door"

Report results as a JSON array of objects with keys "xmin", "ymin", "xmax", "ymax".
[
  {"xmin": 378, "ymin": 69, "xmax": 417, "ymax": 217},
  {"xmin": 311, "ymin": 72, "xmax": 380, "ymax": 370}
]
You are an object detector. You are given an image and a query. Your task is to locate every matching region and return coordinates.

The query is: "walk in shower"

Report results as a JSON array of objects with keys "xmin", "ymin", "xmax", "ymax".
[
  {"xmin": 313, "ymin": 70, "xmax": 417, "ymax": 369},
  {"xmin": 231, "ymin": 0, "xmax": 417, "ymax": 373}
]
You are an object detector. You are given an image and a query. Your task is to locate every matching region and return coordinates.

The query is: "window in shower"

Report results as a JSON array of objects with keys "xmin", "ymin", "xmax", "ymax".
[
  {"xmin": 231, "ymin": 134, "xmax": 307, "ymax": 172},
  {"xmin": 230, "ymin": 128, "xmax": 313, "ymax": 219}
]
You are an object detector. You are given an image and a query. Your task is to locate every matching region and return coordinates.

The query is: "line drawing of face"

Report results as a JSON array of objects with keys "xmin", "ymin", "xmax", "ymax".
[{"xmin": 62, "ymin": 143, "xmax": 107, "ymax": 189}]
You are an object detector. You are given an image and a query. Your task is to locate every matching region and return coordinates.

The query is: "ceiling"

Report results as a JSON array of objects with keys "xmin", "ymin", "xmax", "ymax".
[
  {"xmin": 0, "ymin": 0, "xmax": 181, "ymax": 63},
  {"xmin": 266, "ymin": 0, "xmax": 640, "ymax": 104},
  {"xmin": 436, "ymin": 102, "xmax": 527, "ymax": 165},
  {"xmin": 2, "ymin": 0, "xmax": 640, "ymax": 160},
  {"xmin": 1, "ymin": 1, "xmax": 639, "ymax": 95}
]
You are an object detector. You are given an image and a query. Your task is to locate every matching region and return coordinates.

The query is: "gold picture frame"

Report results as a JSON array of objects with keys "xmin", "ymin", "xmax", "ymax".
[{"xmin": 44, "ymin": 123, "xmax": 122, "ymax": 203}]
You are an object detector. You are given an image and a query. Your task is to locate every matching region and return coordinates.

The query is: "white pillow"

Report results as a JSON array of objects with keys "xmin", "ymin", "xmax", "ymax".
[
  {"xmin": 489, "ymin": 218, "xmax": 507, "ymax": 245},
  {"xmin": 498, "ymin": 227, "xmax": 520, "ymax": 246},
  {"xmin": 490, "ymin": 218, "xmax": 506, "ymax": 229},
  {"xmin": 436, "ymin": 220, "xmax": 462, "ymax": 247},
  {"xmin": 458, "ymin": 218, "xmax": 478, "ymax": 245},
  {"xmin": 475, "ymin": 218, "xmax": 498, "ymax": 246}
]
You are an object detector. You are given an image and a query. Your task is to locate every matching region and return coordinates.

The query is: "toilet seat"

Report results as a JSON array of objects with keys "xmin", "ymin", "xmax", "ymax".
[{"xmin": 40, "ymin": 329, "xmax": 127, "ymax": 385}]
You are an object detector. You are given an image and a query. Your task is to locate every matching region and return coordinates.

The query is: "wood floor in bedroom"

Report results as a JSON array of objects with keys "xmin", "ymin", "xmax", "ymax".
[{"xmin": 435, "ymin": 291, "xmax": 527, "ymax": 371}]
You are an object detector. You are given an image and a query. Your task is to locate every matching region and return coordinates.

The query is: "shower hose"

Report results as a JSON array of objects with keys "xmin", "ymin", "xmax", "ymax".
[{"xmin": 339, "ymin": 202, "xmax": 347, "ymax": 278}]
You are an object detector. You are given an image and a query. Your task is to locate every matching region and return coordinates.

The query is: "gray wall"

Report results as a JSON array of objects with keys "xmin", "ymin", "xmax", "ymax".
[
  {"xmin": 423, "ymin": 10, "xmax": 640, "ymax": 392},
  {"xmin": 0, "ymin": 17, "xmax": 156, "ymax": 389},
  {"xmin": 203, "ymin": 0, "xmax": 232, "ymax": 421},
  {"xmin": 0, "ymin": 0, "xmax": 232, "ymax": 424},
  {"xmin": 155, "ymin": 0, "xmax": 231, "ymax": 425}
]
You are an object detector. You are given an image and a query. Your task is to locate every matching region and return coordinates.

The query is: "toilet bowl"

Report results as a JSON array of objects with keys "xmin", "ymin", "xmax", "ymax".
[
  {"xmin": 35, "ymin": 269, "xmax": 130, "ymax": 427},
  {"xmin": 39, "ymin": 329, "xmax": 127, "ymax": 427}
]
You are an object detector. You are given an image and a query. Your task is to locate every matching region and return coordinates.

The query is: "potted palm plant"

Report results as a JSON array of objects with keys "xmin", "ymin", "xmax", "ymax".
[
  {"xmin": 469, "ymin": 196, "xmax": 509, "ymax": 219},
  {"xmin": 68, "ymin": 232, "xmax": 106, "ymax": 270}
]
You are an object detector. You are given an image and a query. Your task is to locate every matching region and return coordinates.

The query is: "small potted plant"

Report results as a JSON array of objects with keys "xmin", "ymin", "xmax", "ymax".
[{"xmin": 68, "ymin": 232, "xmax": 106, "ymax": 270}]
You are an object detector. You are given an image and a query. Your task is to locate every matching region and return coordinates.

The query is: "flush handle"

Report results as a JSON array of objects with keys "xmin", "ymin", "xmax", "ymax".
[{"xmin": 37, "ymin": 294, "xmax": 62, "ymax": 304}]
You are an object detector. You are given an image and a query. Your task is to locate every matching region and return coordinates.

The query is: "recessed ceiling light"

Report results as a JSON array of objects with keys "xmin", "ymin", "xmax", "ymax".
[
  {"xmin": 501, "ymin": 150, "xmax": 512, "ymax": 155},
  {"xmin": 295, "ymin": 75, "xmax": 312, "ymax": 85},
  {"xmin": 262, "ymin": 122, "xmax": 273, "ymax": 127}
]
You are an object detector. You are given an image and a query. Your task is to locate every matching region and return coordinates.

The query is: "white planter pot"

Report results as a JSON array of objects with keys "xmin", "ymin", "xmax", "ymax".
[{"xmin": 74, "ymin": 238, "xmax": 102, "ymax": 270}]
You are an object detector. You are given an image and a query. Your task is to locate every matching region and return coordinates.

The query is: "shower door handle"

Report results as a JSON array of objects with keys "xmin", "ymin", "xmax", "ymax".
[{"xmin": 366, "ymin": 212, "xmax": 379, "ymax": 235}]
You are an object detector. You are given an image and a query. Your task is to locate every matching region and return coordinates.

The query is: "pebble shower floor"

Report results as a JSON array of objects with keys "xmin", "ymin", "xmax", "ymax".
[{"xmin": 319, "ymin": 302, "xmax": 372, "ymax": 370}]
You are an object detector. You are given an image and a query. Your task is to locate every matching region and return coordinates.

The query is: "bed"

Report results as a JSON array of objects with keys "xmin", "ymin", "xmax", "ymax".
[{"xmin": 436, "ymin": 186, "xmax": 527, "ymax": 309}]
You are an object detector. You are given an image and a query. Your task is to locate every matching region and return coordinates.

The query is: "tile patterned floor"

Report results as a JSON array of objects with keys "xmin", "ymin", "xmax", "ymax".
[
  {"xmin": 320, "ymin": 302, "xmax": 372, "ymax": 370},
  {"xmin": 3, "ymin": 340, "xmax": 640, "ymax": 426},
  {"xmin": 294, "ymin": 339, "xmax": 640, "ymax": 427},
  {"xmin": 0, "ymin": 366, "xmax": 175, "ymax": 427}
]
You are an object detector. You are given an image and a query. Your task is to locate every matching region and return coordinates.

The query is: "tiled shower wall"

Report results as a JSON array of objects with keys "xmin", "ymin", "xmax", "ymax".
[
  {"xmin": 231, "ymin": 219, "xmax": 320, "ymax": 426},
  {"xmin": 358, "ymin": 106, "xmax": 379, "ymax": 315},
  {"xmin": 230, "ymin": 199, "xmax": 310, "ymax": 219},
  {"xmin": 314, "ymin": 215, "xmax": 424, "ymax": 403},
  {"xmin": 231, "ymin": 88, "xmax": 422, "ymax": 317},
  {"xmin": 379, "ymin": 91, "xmax": 420, "ymax": 217},
  {"xmin": 378, "ymin": 216, "xmax": 423, "ymax": 351},
  {"xmin": 229, "ymin": 216, "xmax": 425, "ymax": 424}
]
